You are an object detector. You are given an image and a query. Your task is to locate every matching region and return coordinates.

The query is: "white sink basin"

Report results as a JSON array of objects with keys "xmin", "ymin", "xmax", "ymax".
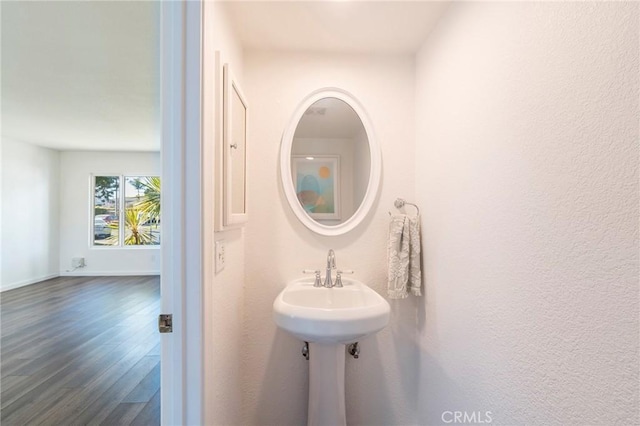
[{"xmin": 273, "ymin": 277, "xmax": 390, "ymax": 343}]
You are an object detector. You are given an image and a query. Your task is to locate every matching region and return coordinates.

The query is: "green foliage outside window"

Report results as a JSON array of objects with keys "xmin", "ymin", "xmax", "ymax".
[{"xmin": 93, "ymin": 175, "xmax": 161, "ymax": 246}]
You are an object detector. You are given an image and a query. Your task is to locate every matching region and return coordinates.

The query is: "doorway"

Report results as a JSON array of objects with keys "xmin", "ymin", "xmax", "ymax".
[{"xmin": 1, "ymin": 1, "xmax": 164, "ymax": 424}]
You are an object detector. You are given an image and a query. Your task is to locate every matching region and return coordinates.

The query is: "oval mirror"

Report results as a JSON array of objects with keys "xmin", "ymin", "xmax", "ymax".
[{"xmin": 280, "ymin": 88, "xmax": 381, "ymax": 236}]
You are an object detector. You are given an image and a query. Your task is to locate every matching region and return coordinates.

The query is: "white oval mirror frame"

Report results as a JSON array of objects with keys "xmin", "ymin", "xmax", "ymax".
[{"xmin": 280, "ymin": 88, "xmax": 381, "ymax": 236}]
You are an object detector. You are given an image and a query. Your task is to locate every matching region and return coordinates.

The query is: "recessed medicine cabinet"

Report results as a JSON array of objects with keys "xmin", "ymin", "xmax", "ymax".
[{"xmin": 216, "ymin": 61, "xmax": 248, "ymax": 231}]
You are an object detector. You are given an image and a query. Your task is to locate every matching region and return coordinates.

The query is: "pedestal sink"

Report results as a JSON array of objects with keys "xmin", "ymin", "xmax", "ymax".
[{"xmin": 273, "ymin": 277, "xmax": 390, "ymax": 426}]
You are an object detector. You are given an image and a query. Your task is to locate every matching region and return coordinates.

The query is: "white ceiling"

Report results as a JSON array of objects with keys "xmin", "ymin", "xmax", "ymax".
[
  {"xmin": 1, "ymin": 1, "xmax": 160, "ymax": 152},
  {"xmin": 1, "ymin": 1, "xmax": 447, "ymax": 152},
  {"xmin": 223, "ymin": 1, "xmax": 449, "ymax": 54}
]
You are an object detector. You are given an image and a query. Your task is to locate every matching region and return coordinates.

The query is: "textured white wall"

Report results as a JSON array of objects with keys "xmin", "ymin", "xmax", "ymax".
[
  {"xmin": 1, "ymin": 139, "xmax": 60, "ymax": 291},
  {"xmin": 243, "ymin": 51, "xmax": 416, "ymax": 425},
  {"xmin": 58, "ymin": 151, "xmax": 160, "ymax": 276},
  {"xmin": 414, "ymin": 3, "xmax": 639, "ymax": 425},
  {"xmin": 202, "ymin": 2, "xmax": 245, "ymax": 425}
]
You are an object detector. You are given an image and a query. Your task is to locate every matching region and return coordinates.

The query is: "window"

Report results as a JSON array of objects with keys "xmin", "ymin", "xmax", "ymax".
[{"xmin": 93, "ymin": 175, "xmax": 161, "ymax": 247}]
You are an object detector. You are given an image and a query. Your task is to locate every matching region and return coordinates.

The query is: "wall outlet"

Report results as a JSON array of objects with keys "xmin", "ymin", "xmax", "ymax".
[
  {"xmin": 215, "ymin": 240, "xmax": 226, "ymax": 273},
  {"xmin": 72, "ymin": 257, "xmax": 85, "ymax": 268}
]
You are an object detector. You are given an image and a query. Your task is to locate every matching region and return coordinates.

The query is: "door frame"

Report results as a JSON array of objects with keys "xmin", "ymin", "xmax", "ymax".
[{"xmin": 160, "ymin": 1, "xmax": 203, "ymax": 424}]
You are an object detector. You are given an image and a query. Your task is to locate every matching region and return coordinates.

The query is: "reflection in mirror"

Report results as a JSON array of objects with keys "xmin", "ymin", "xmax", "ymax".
[
  {"xmin": 291, "ymin": 98, "xmax": 370, "ymax": 225},
  {"xmin": 280, "ymin": 88, "xmax": 380, "ymax": 236}
]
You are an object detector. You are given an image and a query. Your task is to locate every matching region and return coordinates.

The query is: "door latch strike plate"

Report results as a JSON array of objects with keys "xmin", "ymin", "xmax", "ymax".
[{"xmin": 158, "ymin": 314, "xmax": 173, "ymax": 333}]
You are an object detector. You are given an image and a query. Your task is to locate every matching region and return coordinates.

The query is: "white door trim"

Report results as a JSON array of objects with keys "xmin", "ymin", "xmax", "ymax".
[{"xmin": 160, "ymin": 1, "xmax": 203, "ymax": 425}]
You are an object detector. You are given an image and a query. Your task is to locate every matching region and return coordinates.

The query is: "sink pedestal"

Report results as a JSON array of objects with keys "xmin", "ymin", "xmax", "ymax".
[
  {"xmin": 308, "ymin": 343, "xmax": 346, "ymax": 426},
  {"xmin": 273, "ymin": 278, "xmax": 391, "ymax": 426}
]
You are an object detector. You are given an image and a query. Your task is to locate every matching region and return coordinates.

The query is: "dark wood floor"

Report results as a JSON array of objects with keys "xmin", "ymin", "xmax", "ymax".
[{"xmin": 1, "ymin": 275, "xmax": 160, "ymax": 425}]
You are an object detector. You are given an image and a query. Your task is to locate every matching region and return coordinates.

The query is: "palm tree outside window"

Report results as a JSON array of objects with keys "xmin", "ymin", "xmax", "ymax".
[{"xmin": 93, "ymin": 175, "xmax": 161, "ymax": 246}]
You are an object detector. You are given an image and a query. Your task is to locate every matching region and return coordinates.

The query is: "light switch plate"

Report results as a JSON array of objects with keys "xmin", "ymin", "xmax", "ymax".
[{"xmin": 215, "ymin": 240, "xmax": 226, "ymax": 273}]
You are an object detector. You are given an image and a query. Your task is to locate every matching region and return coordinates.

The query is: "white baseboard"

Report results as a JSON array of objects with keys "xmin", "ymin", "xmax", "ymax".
[
  {"xmin": 1, "ymin": 273, "xmax": 60, "ymax": 292},
  {"xmin": 59, "ymin": 270, "xmax": 160, "ymax": 277}
]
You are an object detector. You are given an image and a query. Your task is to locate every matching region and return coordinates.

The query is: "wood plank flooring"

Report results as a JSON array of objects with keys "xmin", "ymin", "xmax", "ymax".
[{"xmin": 1, "ymin": 275, "xmax": 160, "ymax": 425}]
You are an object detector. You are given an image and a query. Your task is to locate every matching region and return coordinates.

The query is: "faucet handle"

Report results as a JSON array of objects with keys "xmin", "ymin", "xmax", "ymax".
[
  {"xmin": 303, "ymin": 269, "xmax": 323, "ymax": 287},
  {"xmin": 334, "ymin": 270, "xmax": 354, "ymax": 288}
]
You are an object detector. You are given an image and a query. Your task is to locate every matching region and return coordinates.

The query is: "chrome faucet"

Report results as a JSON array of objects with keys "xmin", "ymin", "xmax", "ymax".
[{"xmin": 324, "ymin": 249, "xmax": 336, "ymax": 288}]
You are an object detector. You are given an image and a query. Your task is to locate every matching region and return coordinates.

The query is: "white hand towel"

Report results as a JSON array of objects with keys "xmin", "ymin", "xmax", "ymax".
[{"xmin": 387, "ymin": 214, "xmax": 422, "ymax": 299}]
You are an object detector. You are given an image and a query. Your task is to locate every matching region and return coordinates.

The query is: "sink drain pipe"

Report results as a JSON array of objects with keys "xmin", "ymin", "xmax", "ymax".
[
  {"xmin": 302, "ymin": 341, "xmax": 360, "ymax": 360},
  {"xmin": 347, "ymin": 342, "xmax": 359, "ymax": 359}
]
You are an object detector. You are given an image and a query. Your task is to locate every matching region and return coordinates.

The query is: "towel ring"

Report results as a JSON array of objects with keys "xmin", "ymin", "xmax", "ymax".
[{"xmin": 390, "ymin": 198, "xmax": 419, "ymax": 215}]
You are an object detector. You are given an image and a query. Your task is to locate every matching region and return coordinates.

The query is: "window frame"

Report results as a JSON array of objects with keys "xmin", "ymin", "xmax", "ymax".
[{"xmin": 90, "ymin": 173, "xmax": 161, "ymax": 249}]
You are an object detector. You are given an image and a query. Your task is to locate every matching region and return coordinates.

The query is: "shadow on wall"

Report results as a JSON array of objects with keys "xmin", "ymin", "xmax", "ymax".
[
  {"xmin": 390, "ymin": 288, "xmax": 486, "ymax": 426},
  {"xmin": 254, "ymin": 329, "xmax": 309, "ymax": 425},
  {"xmin": 403, "ymin": 295, "xmax": 503, "ymax": 426},
  {"xmin": 345, "ymin": 336, "xmax": 392, "ymax": 425},
  {"xmin": 392, "ymin": 296, "xmax": 426, "ymax": 411},
  {"xmin": 417, "ymin": 354, "xmax": 474, "ymax": 426}
]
